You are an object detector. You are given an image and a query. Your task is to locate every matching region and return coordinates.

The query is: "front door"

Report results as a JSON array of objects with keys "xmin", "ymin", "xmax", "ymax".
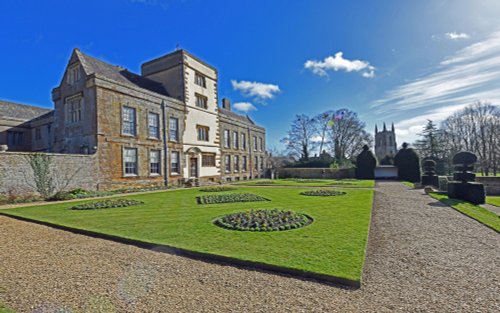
[{"xmin": 189, "ymin": 158, "xmax": 198, "ymax": 178}]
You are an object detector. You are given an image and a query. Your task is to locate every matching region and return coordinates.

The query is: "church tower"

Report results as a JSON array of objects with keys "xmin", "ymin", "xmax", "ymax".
[{"xmin": 375, "ymin": 122, "xmax": 397, "ymax": 161}]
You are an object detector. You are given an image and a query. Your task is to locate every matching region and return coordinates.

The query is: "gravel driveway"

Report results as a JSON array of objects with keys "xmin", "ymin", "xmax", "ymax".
[{"xmin": 0, "ymin": 181, "xmax": 498, "ymax": 312}]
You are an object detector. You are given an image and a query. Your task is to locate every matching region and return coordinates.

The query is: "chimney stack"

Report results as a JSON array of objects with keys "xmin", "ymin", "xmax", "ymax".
[{"xmin": 222, "ymin": 98, "xmax": 231, "ymax": 111}]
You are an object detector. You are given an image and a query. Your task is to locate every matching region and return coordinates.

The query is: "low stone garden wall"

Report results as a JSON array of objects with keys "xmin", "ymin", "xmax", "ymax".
[
  {"xmin": 0, "ymin": 151, "xmax": 98, "ymax": 195},
  {"xmin": 276, "ymin": 168, "xmax": 355, "ymax": 179},
  {"xmin": 476, "ymin": 176, "xmax": 500, "ymax": 196}
]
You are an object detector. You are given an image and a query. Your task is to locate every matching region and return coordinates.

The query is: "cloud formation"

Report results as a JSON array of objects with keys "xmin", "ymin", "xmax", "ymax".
[
  {"xmin": 304, "ymin": 52, "xmax": 375, "ymax": 78},
  {"xmin": 233, "ymin": 102, "xmax": 256, "ymax": 112},
  {"xmin": 445, "ymin": 32, "xmax": 470, "ymax": 40},
  {"xmin": 373, "ymin": 31, "xmax": 500, "ymax": 143},
  {"xmin": 231, "ymin": 80, "xmax": 281, "ymax": 101}
]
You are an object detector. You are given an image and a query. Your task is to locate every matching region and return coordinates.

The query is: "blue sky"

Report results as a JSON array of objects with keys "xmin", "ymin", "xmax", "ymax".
[{"xmin": 1, "ymin": 0, "xmax": 499, "ymax": 151}]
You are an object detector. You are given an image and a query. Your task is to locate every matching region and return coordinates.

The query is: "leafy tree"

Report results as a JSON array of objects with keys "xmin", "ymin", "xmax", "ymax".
[{"xmin": 414, "ymin": 120, "xmax": 443, "ymax": 158}]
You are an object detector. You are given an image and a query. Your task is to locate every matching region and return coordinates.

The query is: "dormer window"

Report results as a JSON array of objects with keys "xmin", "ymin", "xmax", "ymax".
[
  {"xmin": 67, "ymin": 64, "xmax": 81, "ymax": 85},
  {"xmin": 194, "ymin": 72, "xmax": 206, "ymax": 88},
  {"xmin": 66, "ymin": 95, "xmax": 83, "ymax": 124}
]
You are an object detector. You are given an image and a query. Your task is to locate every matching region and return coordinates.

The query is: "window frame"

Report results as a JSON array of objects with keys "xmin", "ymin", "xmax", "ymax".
[
  {"xmin": 194, "ymin": 72, "xmax": 206, "ymax": 88},
  {"xmin": 253, "ymin": 136, "xmax": 257, "ymax": 151},
  {"xmin": 195, "ymin": 93, "xmax": 208, "ymax": 109},
  {"xmin": 242, "ymin": 156, "xmax": 247, "ymax": 172},
  {"xmin": 170, "ymin": 151, "xmax": 180, "ymax": 175},
  {"xmin": 233, "ymin": 131, "xmax": 239, "ymax": 149},
  {"xmin": 225, "ymin": 154, "xmax": 231, "ymax": 173},
  {"xmin": 148, "ymin": 112, "xmax": 160, "ymax": 139},
  {"xmin": 169, "ymin": 116, "xmax": 179, "ymax": 142},
  {"xmin": 197, "ymin": 125, "xmax": 210, "ymax": 142},
  {"xmin": 122, "ymin": 106, "xmax": 137, "ymax": 136},
  {"xmin": 123, "ymin": 147, "xmax": 138, "ymax": 177},
  {"xmin": 241, "ymin": 133, "xmax": 246, "ymax": 150},
  {"xmin": 202, "ymin": 153, "xmax": 216, "ymax": 167},
  {"xmin": 149, "ymin": 150, "xmax": 161, "ymax": 176},
  {"xmin": 234, "ymin": 155, "xmax": 239, "ymax": 172},
  {"xmin": 224, "ymin": 129, "xmax": 230, "ymax": 148}
]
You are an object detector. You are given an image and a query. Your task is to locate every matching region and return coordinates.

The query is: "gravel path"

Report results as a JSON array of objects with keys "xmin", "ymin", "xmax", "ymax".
[{"xmin": 0, "ymin": 181, "xmax": 498, "ymax": 312}]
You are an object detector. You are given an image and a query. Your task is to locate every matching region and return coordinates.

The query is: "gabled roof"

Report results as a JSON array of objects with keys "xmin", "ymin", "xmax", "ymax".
[
  {"xmin": 0, "ymin": 100, "xmax": 52, "ymax": 121},
  {"xmin": 218, "ymin": 107, "xmax": 255, "ymax": 125},
  {"xmin": 74, "ymin": 49, "xmax": 169, "ymax": 96}
]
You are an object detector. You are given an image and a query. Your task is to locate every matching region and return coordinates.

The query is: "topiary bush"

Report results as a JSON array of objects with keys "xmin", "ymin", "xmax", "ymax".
[
  {"xmin": 300, "ymin": 190, "xmax": 346, "ymax": 196},
  {"xmin": 199, "ymin": 186, "xmax": 236, "ymax": 192},
  {"xmin": 197, "ymin": 193, "xmax": 269, "ymax": 205},
  {"xmin": 69, "ymin": 199, "xmax": 144, "ymax": 210},
  {"xmin": 394, "ymin": 143, "xmax": 421, "ymax": 183},
  {"xmin": 355, "ymin": 145, "xmax": 377, "ymax": 179},
  {"xmin": 214, "ymin": 209, "xmax": 313, "ymax": 231},
  {"xmin": 447, "ymin": 151, "xmax": 485, "ymax": 204},
  {"xmin": 421, "ymin": 159, "xmax": 439, "ymax": 188}
]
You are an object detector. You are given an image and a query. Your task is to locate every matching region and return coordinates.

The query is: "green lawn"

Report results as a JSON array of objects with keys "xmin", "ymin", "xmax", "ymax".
[
  {"xmin": 486, "ymin": 196, "xmax": 500, "ymax": 207},
  {"xmin": 401, "ymin": 181, "xmax": 414, "ymax": 188},
  {"xmin": 429, "ymin": 193, "xmax": 500, "ymax": 232},
  {"xmin": 234, "ymin": 178, "xmax": 375, "ymax": 188},
  {"xmin": 1, "ymin": 185, "xmax": 373, "ymax": 284},
  {"xmin": 0, "ymin": 303, "xmax": 15, "ymax": 313}
]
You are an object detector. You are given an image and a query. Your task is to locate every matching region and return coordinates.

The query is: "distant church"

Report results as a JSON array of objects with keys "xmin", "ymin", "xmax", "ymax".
[{"xmin": 375, "ymin": 122, "xmax": 397, "ymax": 162}]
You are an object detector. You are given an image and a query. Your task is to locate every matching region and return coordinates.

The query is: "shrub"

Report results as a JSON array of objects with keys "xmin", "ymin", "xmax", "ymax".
[
  {"xmin": 300, "ymin": 190, "xmax": 346, "ymax": 197},
  {"xmin": 199, "ymin": 186, "xmax": 235, "ymax": 192},
  {"xmin": 49, "ymin": 189, "xmax": 114, "ymax": 201},
  {"xmin": 69, "ymin": 199, "xmax": 144, "ymax": 210},
  {"xmin": 214, "ymin": 209, "xmax": 312, "ymax": 231},
  {"xmin": 355, "ymin": 145, "xmax": 377, "ymax": 179},
  {"xmin": 394, "ymin": 143, "xmax": 421, "ymax": 183},
  {"xmin": 197, "ymin": 193, "xmax": 269, "ymax": 205}
]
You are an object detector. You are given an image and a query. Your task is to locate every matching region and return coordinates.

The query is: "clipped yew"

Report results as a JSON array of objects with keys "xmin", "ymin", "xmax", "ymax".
[
  {"xmin": 355, "ymin": 145, "xmax": 377, "ymax": 179},
  {"xmin": 447, "ymin": 151, "xmax": 485, "ymax": 204},
  {"xmin": 394, "ymin": 143, "xmax": 421, "ymax": 183},
  {"xmin": 421, "ymin": 159, "xmax": 439, "ymax": 188}
]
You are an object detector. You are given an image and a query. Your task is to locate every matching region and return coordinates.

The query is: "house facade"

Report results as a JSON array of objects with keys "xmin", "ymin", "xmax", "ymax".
[{"xmin": 0, "ymin": 49, "xmax": 266, "ymax": 190}]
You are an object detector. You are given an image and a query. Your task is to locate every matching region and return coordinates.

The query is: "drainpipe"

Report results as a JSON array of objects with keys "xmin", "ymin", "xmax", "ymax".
[{"xmin": 161, "ymin": 100, "xmax": 169, "ymax": 187}]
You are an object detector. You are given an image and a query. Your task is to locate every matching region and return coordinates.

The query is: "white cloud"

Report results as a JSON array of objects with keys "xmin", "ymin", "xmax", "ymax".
[
  {"xmin": 231, "ymin": 80, "xmax": 281, "ymax": 101},
  {"xmin": 233, "ymin": 102, "xmax": 256, "ymax": 112},
  {"xmin": 372, "ymin": 31, "xmax": 500, "ymax": 114},
  {"xmin": 445, "ymin": 32, "xmax": 470, "ymax": 40},
  {"xmin": 304, "ymin": 52, "xmax": 375, "ymax": 78},
  {"xmin": 310, "ymin": 135, "xmax": 323, "ymax": 143}
]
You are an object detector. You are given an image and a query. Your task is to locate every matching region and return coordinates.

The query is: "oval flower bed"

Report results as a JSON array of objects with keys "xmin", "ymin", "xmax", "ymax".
[
  {"xmin": 199, "ymin": 186, "xmax": 235, "ymax": 192},
  {"xmin": 197, "ymin": 193, "xmax": 269, "ymax": 205},
  {"xmin": 69, "ymin": 199, "xmax": 144, "ymax": 210},
  {"xmin": 300, "ymin": 190, "xmax": 346, "ymax": 197},
  {"xmin": 214, "ymin": 209, "xmax": 313, "ymax": 231}
]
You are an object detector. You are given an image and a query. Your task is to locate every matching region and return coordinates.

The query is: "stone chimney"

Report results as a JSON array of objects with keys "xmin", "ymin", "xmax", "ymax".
[{"xmin": 222, "ymin": 98, "xmax": 231, "ymax": 111}]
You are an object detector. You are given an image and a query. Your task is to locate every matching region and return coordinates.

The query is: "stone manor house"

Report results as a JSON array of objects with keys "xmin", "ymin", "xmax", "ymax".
[{"xmin": 0, "ymin": 49, "xmax": 266, "ymax": 190}]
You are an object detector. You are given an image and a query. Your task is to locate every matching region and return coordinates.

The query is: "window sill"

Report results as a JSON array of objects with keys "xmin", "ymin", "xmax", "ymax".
[
  {"xmin": 150, "ymin": 173, "xmax": 161, "ymax": 177},
  {"xmin": 121, "ymin": 133, "xmax": 138, "ymax": 138},
  {"xmin": 170, "ymin": 172, "xmax": 181, "ymax": 176},
  {"xmin": 124, "ymin": 174, "xmax": 138, "ymax": 178},
  {"xmin": 168, "ymin": 140, "xmax": 179, "ymax": 143},
  {"xmin": 148, "ymin": 137, "xmax": 160, "ymax": 141}
]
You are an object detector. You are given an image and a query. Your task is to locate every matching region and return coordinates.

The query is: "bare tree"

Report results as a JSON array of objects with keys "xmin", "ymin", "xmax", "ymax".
[
  {"xmin": 312, "ymin": 110, "xmax": 334, "ymax": 154},
  {"xmin": 440, "ymin": 101, "xmax": 500, "ymax": 175},
  {"xmin": 281, "ymin": 114, "xmax": 316, "ymax": 160},
  {"xmin": 327, "ymin": 109, "xmax": 373, "ymax": 160}
]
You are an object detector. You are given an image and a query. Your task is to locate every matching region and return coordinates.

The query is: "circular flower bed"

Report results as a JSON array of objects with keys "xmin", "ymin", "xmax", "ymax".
[
  {"xmin": 69, "ymin": 199, "xmax": 144, "ymax": 210},
  {"xmin": 300, "ymin": 190, "xmax": 346, "ymax": 197},
  {"xmin": 197, "ymin": 193, "xmax": 269, "ymax": 205},
  {"xmin": 199, "ymin": 186, "xmax": 235, "ymax": 192},
  {"xmin": 214, "ymin": 209, "xmax": 313, "ymax": 231}
]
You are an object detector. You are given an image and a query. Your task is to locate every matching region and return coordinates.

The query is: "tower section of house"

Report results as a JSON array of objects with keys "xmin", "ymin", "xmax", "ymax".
[
  {"xmin": 219, "ymin": 98, "xmax": 266, "ymax": 181},
  {"xmin": 375, "ymin": 122, "xmax": 397, "ymax": 161},
  {"xmin": 142, "ymin": 50, "xmax": 220, "ymax": 184}
]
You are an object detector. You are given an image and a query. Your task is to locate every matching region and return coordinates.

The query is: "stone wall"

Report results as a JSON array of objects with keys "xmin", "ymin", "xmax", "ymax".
[
  {"xmin": 476, "ymin": 177, "xmax": 500, "ymax": 196},
  {"xmin": 0, "ymin": 152, "xmax": 97, "ymax": 195},
  {"xmin": 276, "ymin": 168, "xmax": 355, "ymax": 179}
]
